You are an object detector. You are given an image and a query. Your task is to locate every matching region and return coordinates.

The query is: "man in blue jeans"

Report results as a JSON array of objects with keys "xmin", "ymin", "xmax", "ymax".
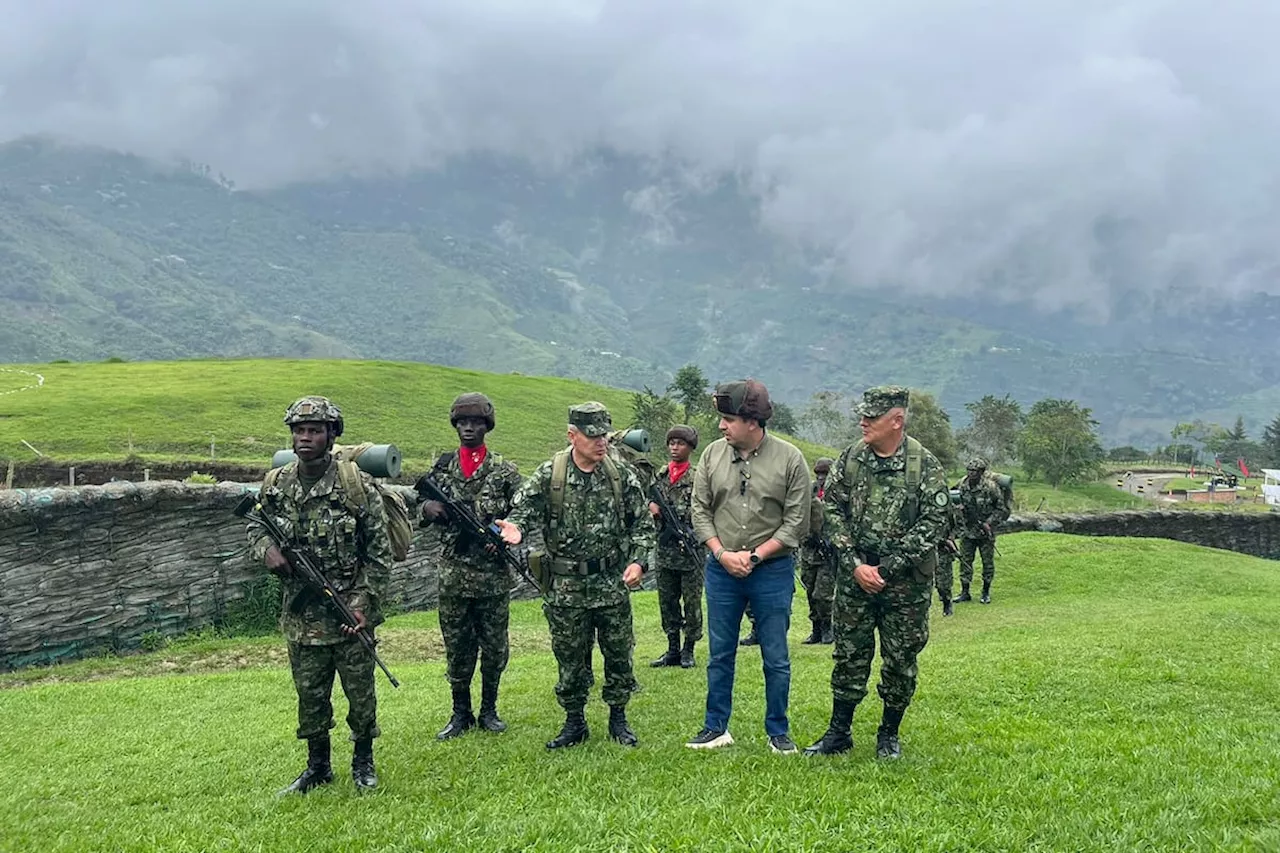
[{"xmin": 686, "ymin": 378, "xmax": 811, "ymax": 754}]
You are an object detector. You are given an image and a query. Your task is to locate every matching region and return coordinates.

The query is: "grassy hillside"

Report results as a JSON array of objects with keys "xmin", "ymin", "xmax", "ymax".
[
  {"xmin": 0, "ymin": 358, "xmax": 836, "ymax": 473},
  {"xmin": 2, "ymin": 534, "xmax": 1278, "ymax": 850}
]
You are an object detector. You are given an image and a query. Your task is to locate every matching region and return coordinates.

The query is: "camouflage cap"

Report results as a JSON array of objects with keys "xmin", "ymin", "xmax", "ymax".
[
  {"xmin": 284, "ymin": 396, "xmax": 344, "ymax": 436},
  {"xmin": 450, "ymin": 392, "xmax": 496, "ymax": 430},
  {"xmin": 713, "ymin": 379, "xmax": 774, "ymax": 422},
  {"xmin": 855, "ymin": 385, "xmax": 909, "ymax": 419},
  {"xmin": 814, "ymin": 456, "xmax": 834, "ymax": 474},
  {"xmin": 568, "ymin": 401, "xmax": 612, "ymax": 438},
  {"xmin": 966, "ymin": 455, "xmax": 989, "ymax": 471},
  {"xmin": 666, "ymin": 424, "xmax": 699, "ymax": 449}
]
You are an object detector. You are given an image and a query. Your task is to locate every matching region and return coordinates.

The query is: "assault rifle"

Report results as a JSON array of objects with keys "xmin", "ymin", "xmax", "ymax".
[
  {"xmin": 414, "ymin": 474, "xmax": 538, "ymax": 591},
  {"xmin": 809, "ymin": 533, "xmax": 839, "ymax": 568},
  {"xmin": 234, "ymin": 494, "xmax": 400, "ymax": 688},
  {"xmin": 648, "ymin": 484, "xmax": 702, "ymax": 558}
]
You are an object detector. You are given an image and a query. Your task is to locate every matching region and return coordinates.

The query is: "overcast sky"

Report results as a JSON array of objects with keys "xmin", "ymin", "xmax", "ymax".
[{"xmin": 2, "ymin": 0, "xmax": 1277, "ymax": 312}]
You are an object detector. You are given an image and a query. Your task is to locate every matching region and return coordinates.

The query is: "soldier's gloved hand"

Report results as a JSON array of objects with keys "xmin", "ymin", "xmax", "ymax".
[
  {"xmin": 421, "ymin": 500, "xmax": 447, "ymax": 523},
  {"xmin": 264, "ymin": 545, "xmax": 292, "ymax": 578},
  {"xmin": 341, "ymin": 610, "xmax": 368, "ymax": 637}
]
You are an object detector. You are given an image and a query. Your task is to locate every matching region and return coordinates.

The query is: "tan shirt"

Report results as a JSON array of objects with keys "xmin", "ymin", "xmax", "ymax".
[{"xmin": 692, "ymin": 433, "xmax": 811, "ymax": 553}]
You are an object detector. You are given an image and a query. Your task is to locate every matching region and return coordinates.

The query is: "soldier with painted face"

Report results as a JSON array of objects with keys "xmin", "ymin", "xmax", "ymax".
[
  {"xmin": 496, "ymin": 402, "xmax": 655, "ymax": 749},
  {"xmin": 955, "ymin": 456, "xmax": 1012, "ymax": 605},
  {"xmin": 247, "ymin": 396, "xmax": 392, "ymax": 794},
  {"xmin": 805, "ymin": 386, "xmax": 949, "ymax": 761},
  {"xmin": 648, "ymin": 424, "xmax": 703, "ymax": 669},
  {"xmin": 421, "ymin": 393, "xmax": 523, "ymax": 739},
  {"xmin": 799, "ymin": 457, "xmax": 836, "ymax": 645}
]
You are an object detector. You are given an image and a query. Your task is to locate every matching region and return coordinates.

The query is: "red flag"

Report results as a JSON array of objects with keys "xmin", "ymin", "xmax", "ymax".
[
  {"xmin": 1189, "ymin": 464, "xmax": 1196, "ymax": 477},
  {"xmin": 1239, "ymin": 458, "xmax": 1251, "ymax": 478}
]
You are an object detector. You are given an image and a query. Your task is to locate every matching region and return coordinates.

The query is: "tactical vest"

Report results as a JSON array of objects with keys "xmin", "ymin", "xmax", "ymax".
[{"xmin": 547, "ymin": 448, "xmax": 623, "ymax": 553}]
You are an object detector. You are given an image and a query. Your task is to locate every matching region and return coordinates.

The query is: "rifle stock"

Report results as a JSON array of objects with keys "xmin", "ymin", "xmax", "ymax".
[{"xmin": 234, "ymin": 495, "xmax": 400, "ymax": 688}]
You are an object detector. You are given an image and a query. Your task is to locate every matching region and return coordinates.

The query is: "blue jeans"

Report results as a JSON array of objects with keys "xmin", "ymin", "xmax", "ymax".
[{"xmin": 703, "ymin": 553, "xmax": 795, "ymax": 737}]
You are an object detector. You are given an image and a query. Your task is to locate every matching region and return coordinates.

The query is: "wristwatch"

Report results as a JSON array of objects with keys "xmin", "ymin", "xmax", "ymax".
[{"xmin": 749, "ymin": 550, "xmax": 761, "ymax": 566}]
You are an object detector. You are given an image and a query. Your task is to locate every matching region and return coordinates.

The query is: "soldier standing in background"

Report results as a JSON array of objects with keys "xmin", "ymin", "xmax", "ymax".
[
  {"xmin": 955, "ymin": 456, "xmax": 1012, "ymax": 605},
  {"xmin": 649, "ymin": 425, "xmax": 703, "ymax": 669},
  {"xmin": 935, "ymin": 492, "xmax": 961, "ymax": 616},
  {"xmin": 805, "ymin": 386, "xmax": 949, "ymax": 760},
  {"xmin": 799, "ymin": 457, "xmax": 836, "ymax": 645},
  {"xmin": 247, "ymin": 396, "xmax": 391, "ymax": 794},
  {"xmin": 420, "ymin": 393, "xmax": 523, "ymax": 739},
  {"xmin": 497, "ymin": 402, "xmax": 655, "ymax": 748}
]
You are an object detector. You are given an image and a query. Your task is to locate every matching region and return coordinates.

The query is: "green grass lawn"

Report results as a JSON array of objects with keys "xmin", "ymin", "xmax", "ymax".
[
  {"xmin": 3, "ymin": 533, "xmax": 1278, "ymax": 851},
  {"xmin": 1004, "ymin": 479, "xmax": 1146, "ymax": 514},
  {"xmin": 0, "ymin": 358, "xmax": 836, "ymax": 474}
]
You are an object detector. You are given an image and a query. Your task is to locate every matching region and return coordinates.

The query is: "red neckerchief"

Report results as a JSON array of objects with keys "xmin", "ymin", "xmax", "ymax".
[
  {"xmin": 459, "ymin": 445, "xmax": 488, "ymax": 479},
  {"xmin": 668, "ymin": 460, "xmax": 691, "ymax": 484},
  {"xmin": 817, "ymin": 484, "xmax": 825, "ymax": 500}
]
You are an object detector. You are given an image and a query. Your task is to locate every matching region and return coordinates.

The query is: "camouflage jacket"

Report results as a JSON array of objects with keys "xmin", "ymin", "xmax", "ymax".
[
  {"xmin": 824, "ymin": 438, "xmax": 950, "ymax": 583},
  {"xmin": 653, "ymin": 462, "xmax": 697, "ymax": 563},
  {"xmin": 424, "ymin": 449, "xmax": 523, "ymax": 598},
  {"xmin": 248, "ymin": 458, "xmax": 392, "ymax": 645},
  {"xmin": 507, "ymin": 452, "xmax": 656, "ymax": 608},
  {"xmin": 957, "ymin": 473, "xmax": 1012, "ymax": 539}
]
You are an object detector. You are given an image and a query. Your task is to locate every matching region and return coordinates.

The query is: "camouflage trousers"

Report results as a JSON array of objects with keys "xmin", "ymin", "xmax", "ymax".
[
  {"xmin": 543, "ymin": 598, "xmax": 636, "ymax": 710},
  {"xmin": 438, "ymin": 593, "xmax": 510, "ymax": 688},
  {"xmin": 936, "ymin": 552, "xmax": 954, "ymax": 600},
  {"xmin": 799, "ymin": 551, "xmax": 835, "ymax": 623},
  {"xmin": 959, "ymin": 536, "xmax": 997, "ymax": 586},
  {"xmin": 831, "ymin": 572, "xmax": 932, "ymax": 710},
  {"xmin": 287, "ymin": 639, "xmax": 380, "ymax": 741},
  {"xmin": 656, "ymin": 546, "xmax": 704, "ymax": 641}
]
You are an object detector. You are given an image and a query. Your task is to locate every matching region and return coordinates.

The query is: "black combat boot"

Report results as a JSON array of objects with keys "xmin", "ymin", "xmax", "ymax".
[
  {"xmin": 679, "ymin": 635, "xmax": 696, "ymax": 668},
  {"xmin": 819, "ymin": 619, "xmax": 835, "ymax": 644},
  {"xmin": 941, "ymin": 592, "xmax": 954, "ymax": 616},
  {"xmin": 980, "ymin": 582, "xmax": 991, "ymax": 604},
  {"xmin": 279, "ymin": 735, "xmax": 334, "ymax": 795},
  {"xmin": 608, "ymin": 705, "xmax": 638, "ymax": 747},
  {"xmin": 876, "ymin": 706, "xmax": 905, "ymax": 760},
  {"xmin": 802, "ymin": 619, "xmax": 822, "ymax": 644},
  {"xmin": 436, "ymin": 684, "xmax": 476, "ymax": 740},
  {"xmin": 352, "ymin": 737, "xmax": 377, "ymax": 792},
  {"xmin": 546, "ymin": 709, "xmax": 589, "ymax": 750},
  {"xmin": 478, "ymin": 677, "xmax": 506, "ymax": 733},
  {"xmin": 739, "ymin": 627, "xmax": 759, "ymax": 646},
  {"xmin": 651, "ymin": 633, "xmax": 681, "ymax": 667},
  {"xmin": 955, "ymin": 583, "xmax": 972, "ymax": 603},
  {"xmin": 803, "ymin": 698, "xmax": 856, "ymax": 756}
]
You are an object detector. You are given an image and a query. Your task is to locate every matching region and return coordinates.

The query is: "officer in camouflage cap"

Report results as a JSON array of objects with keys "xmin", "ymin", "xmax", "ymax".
[
  {"xmin": 421, "ymin": 392, "xmax": 523, "ymax": 740},
  {"xmin": 799, "ymin": 456, "xmax": 837, "ymax": 644},
  {"xmin": 954, "ymin": 455, "xmax": 1012, "ymax": 605},
  {"xmin": 496, "ymin": 401, "xmax": 656, "ymax": 749},
  {"xmin": 805, "ymin": 385, "xmax": 949, "ymax": 761},
  {"xmin": 648, "ymin": 424, "xmax": 704, "ymax": 668},
  {"xmin": 247, "ymin": 395, "xmax": 392, "ymax": 794}
]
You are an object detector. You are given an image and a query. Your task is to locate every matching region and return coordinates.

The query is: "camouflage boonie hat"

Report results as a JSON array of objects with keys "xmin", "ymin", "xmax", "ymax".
[
  {"xmin": 814, "ymin": 456, "xmax": 834, "ymax": 474},
  {"xmin": 966, "ymin": 455, "xmax": 989, "ymax": 471},
  {"xmin": 284, "ymin": 396, "xmax": 344, "ymax": 436},
  {"xmin": 855, "ymin": 385, "xmax": 909, "ymax": 419},
  {"xmin": 713, "ymin": 379, "xmax": 774, "ymax": 421},
  {"xmin": 569, "ymin": 401, "xmax": 612, "ymax": 438}
]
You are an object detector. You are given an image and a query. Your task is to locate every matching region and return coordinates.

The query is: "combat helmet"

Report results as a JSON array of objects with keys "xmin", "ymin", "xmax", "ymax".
[
  {"xmin": 284, "ymin": 395, "xmax": 344, "ymax": 437},
  {"xmin": 450, "ymin": 392, "xmax": 496, "ymax": 431}
]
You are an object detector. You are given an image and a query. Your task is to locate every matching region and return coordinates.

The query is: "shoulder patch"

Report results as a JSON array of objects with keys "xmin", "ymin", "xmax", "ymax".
[{"xmin": 933, "ymin": 491, "xmax": 949, "ymax": 507}]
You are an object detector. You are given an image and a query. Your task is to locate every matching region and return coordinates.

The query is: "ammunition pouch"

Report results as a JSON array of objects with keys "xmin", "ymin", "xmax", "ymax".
[{"xmin": 549, "ymin": 550, "xmax": 624, "ymax": 577}]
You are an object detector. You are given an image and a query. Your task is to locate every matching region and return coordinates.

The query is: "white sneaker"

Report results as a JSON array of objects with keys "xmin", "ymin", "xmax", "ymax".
[{"xmin": 685, "ymin": 727, "xmax": 735, "ymax": 749}]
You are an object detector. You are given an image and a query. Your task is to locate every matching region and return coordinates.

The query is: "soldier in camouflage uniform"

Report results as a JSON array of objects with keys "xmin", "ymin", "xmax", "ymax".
[
  {"xmin": 935, "ymin": 497, "xmax": 962, "ymax": 616},
  {"xmin": 420, "ymin": 393, "xmax": 523, "ymax": 739},
  {"xmin": 497, "ymin": 402, "xmax": 655, "ymax": 749},
  {"xmin": 804, "ymin": 387, "xmax": 949, "ymax": 760},
  {"xmin": 955, "ymin": 456, "xmax": 1012, "ymax": 605},
  {"xmin": 799, "ymin": 457, "xmax": 836, "ymax": 645},
  {"xmin": 247, "ymin": 396, "xmax": 392, "ymax": 794},
  {"xmin": 648, "ymin": 425, "xmax": 703, "ymax": 669}
]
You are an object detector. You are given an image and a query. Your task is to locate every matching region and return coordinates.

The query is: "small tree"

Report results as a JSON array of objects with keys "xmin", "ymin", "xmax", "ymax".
[
  {"xmin": 769, "ymin": 401, "xmax": 799, "ymax": 435},
  {"xmin": 957, "ymin": 394, "xmax": 1023, "ymax": 465},
  {"xmin": 798, "ymin": 391, "xmax": 854, "ymax": 447},
  {"xmin": 1262, "ymin": 414, "xmax": 1280, "ymax": 466},
  {"xmin": 667, "ymin": 364, "xmax": 712, "ymax": 423},
  {"xmin": 1017, "ymin": 398, "xmax": 1103, "ymax": 487},
  {"xmin": 906, "ymin": 389, "xmax": 958, "ymax": 471}
]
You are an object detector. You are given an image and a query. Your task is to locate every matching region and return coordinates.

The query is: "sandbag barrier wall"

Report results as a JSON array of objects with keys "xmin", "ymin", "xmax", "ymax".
[
  {"xmin": 0, "ymin": 481, "xmax": 531, "ymax": 671},
  {"xmin": 2, "ymin": 482, "xmax": 1278, "ymax": 671}
]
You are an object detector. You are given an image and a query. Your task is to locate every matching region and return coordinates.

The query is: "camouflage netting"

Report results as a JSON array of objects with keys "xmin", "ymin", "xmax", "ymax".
[{"xmin": 0, "ymin": 480, "xmax": 536, "ymax": 671}]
